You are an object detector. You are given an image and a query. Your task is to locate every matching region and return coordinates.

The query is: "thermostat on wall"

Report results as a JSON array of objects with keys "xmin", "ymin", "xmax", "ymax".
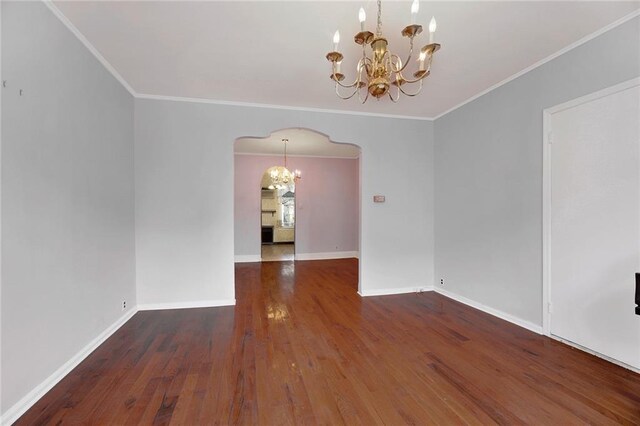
[{"xmin": 373, "ymin": 195, "xmax": 385, "ymax": 203}]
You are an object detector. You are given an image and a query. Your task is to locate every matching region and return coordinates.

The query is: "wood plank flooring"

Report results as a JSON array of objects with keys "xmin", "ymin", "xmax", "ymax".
[
  {"xmin": 261, "ymin": 243, "xmax": 295, "ymax": 262},
  {"xmin": 16, "ymin": 259, "xmax": 640, "ymax": 424}
]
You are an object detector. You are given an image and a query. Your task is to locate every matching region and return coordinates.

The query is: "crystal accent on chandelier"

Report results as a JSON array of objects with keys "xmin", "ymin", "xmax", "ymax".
[
  {"xmin": 266, "ymin": 166, "xmax": 300, "ymax": 190},
  {"xmin": 326, "ymin": 0, "xmax": 441, "ymax": 103},
  {"xmin": 267, "ymin": 139, "xmax": 301, "ymax": 190}
]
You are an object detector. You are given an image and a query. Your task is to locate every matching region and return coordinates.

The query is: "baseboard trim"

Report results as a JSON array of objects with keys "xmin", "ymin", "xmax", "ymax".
[
  {"xmin": 1, "ymin": 298, "xmax": 238, "ymax": 424},
  {"xmin": 137, "ymin": 299, "xmax": 236, "ymax": 311},
  {"xmin": 295, "ymin": 251, "xmax": 359, "ymax": 261},
  {"xmin": 548, "ymin": 335, "xmax": 640, "ymax": 374},
  {"xmin": 234, "ymin": 255, "xmax": 261, "ymax": 263},
  {"xmin": 434, "ymin": 288, "xmax": 543, "ymax": 334},
  {"xmin": 0, "ymin": 308, "xmax": 138, "ymax": 425},
  {"xmin": 358, "ymin": 286, "xmax": 433, "ymax": 297}
]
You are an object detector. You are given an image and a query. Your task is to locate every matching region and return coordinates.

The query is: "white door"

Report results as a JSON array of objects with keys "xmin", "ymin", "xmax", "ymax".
[{"xmin": 549, "ymin": 82, "xmax": 640, "ymax": 369}]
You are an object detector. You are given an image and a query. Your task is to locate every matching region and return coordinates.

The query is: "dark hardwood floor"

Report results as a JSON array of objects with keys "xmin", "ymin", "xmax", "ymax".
[{"xmin": 17, "ymin": 259, "xmax": 640, "ymax": 424}]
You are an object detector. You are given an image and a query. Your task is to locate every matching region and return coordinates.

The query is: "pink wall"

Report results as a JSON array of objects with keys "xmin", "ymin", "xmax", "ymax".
[{"xmin": 234, "ymin": 154, "xmax": 359, "ymax": 258}]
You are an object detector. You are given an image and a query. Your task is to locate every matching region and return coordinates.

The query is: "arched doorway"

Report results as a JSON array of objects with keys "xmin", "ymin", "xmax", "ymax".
[
  {"xmin": 233, "ymin": 128, "xmax": 361, "ymax": 275},
  {"xmin": 260, "ymin": 165, "xmax": 297, "ymax": 261}
]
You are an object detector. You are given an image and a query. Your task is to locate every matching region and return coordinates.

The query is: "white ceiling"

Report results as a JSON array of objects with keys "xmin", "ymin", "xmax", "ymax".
[
  {"xmin": 53, "ymin": 1, "xmax": 640, "ymax": 119},
  {"xmin": 235, "ymin": 128, "xmax": 361, "ymax": 158}
]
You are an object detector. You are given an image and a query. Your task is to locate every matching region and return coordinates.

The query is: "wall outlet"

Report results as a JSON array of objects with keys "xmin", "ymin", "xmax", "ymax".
[
  {"xmin": 440, "ymin": 278, "xmax": 444, "ymax": 286},
  {"xmin": 122, "ymin": 300, "xmax": 127, "ymax": 311}
]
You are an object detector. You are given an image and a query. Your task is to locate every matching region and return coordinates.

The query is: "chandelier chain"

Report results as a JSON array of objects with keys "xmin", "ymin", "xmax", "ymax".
[
  {"xmin": 376, "ymin": 0, "xmax": 382, "ymax": 37},
  {"xmin": 283, "ymin": 138, "xmax": 288, "ymax": 168}
]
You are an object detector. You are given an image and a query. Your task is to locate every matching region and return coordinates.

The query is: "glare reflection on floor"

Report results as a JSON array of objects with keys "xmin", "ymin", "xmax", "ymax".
[
  {"xmin": 261, "ymin": 243, "xmax": 294, "ymax": 262},
  {"xmin": 266, "ymin": 303, "xmax": 289, "ymax": 322},
  {"xmin": 280, "ymin": 262, "xmax": 295, "ymax": 277}
]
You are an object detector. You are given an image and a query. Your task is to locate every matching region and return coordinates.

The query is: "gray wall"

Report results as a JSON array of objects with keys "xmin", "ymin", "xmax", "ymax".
[
  {"xmin": 434, "ymin": 17, "xmax": 640, "ymax": 326},
  {"xmin": 135, "ymin": 99, "xmax": 434, "ymax": 305},
  {"xmin": 1, "ymin": 1, "xmax": 136, "ymax": 415}
]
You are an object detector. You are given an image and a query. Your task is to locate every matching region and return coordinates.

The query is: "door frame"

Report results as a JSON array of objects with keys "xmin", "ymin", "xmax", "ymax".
[
  {"xmin": 259, "ymin": 181, "xmax": 296, "ymax": 261},
  {"xmin": 542, "ymin": 77, "xmax": 640, "ymax": 336}
]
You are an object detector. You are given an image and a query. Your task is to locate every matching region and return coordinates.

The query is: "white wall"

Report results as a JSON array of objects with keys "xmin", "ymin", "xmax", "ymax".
[
  {"xmin": 1, "ymin": 1, "xmax": 136, "ymax": 418},
  {"xmin": 135, "ymin": 98, "xmax": 435, "ymax": 303},
  {"xmin": 434, "ymin": 17, "xmax": 640, "ymax": 327},
  {"xmin": 547, "ymin": 83, "xmax": 640, "ymax": 368}
]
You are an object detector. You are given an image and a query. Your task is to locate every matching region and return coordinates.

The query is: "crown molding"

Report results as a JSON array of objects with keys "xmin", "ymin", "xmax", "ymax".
[
  {"xmin": 42, "ymin": 0, "xmax": 136, "ymax": 96},
  {"xmin": 135, "ymin": 93, "xmax": 434, "ymax": 121},
  {"xmin": 433, "ymin": 9, "xmax": 640, "ymax": 120},
  {"xmin": 233, "ymin": 152, "xmax": 360, "ymax": 160},
  {"xmin": 43, "ymin": 0, "xmax": 639, "ymax": 122},
  {"xmin": 45, "ymin": 0, "xmax": 422, "ymax": 121}
]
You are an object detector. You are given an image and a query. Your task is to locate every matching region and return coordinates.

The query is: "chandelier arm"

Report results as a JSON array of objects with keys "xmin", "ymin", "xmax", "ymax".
[
  {"xmin": 390, "ymin": 36, "xmax": 415, "ymax": 74},
  {"xmin": 356, "ymin": 58, "xmax": 366, "ymax": 78},
  {"xmin": 390, "ymin": 54, "xmax": 404, "ymax": 74},
  {"xmin": 397, "ymin": 79, "xmax": 424, "ymax": 97},
  {"xmin": 360, "ymin": 44, "xmax": 370, "ymax": 76},
  {"xmin": 359, "ymin": 60, "xmax": 367, "ymax": 88},
  {"xmin": 388, "ymin": 86, "xmax": 400, "ymax": 103},
  {"xmin": 383, "ymin": 52, "xmax": 390, "ymax": 71},
  {"xmin": 396, "ymin": 73, "xmax": 425, "ymax": 85},
  {"xmin": 357, "ymin": 85, "xmax": 370, "ymax": 104},
  {"xmin": 332, "ymin": 68, "xmax": 364, "ymax": 89},
  {"xmin": 335, "ymin": 83, "xmax": 360, "ymax": 100},
  {"xmin": 354, "ymin": 62, "xmax": 364, "ymax": 98},
  {"xmin": 395, "ymin": 51, "xmax": 414, "ymax": 74},
  {"xmin": 359, "ymin": 50, "xmax": 372, "ymax": 80},
  {"xmin": 396, "ymin": 59, "xmax": 432, "ymax": 85},
  {"xmin": 363, "ymin": 57, "xmax": 374, "ymax": 78}
]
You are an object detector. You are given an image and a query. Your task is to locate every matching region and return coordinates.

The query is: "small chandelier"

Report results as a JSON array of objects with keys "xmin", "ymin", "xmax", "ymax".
[
  {"xmin": 326, "ymin": 0, "xmax": 440, "ymax": 103},
  {"xmin": 266, "ymin": 139, "xmax": 301, "ymax": 190}
]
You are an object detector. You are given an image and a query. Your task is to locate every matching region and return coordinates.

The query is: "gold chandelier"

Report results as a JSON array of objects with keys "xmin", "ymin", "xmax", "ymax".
[
  {"xmin": 326, "ymin": 0, "xmax": 440, "ymax": 103},
  {"xmin": 266, "ymin": 139, "xmax": 301, "ymax": 190}
]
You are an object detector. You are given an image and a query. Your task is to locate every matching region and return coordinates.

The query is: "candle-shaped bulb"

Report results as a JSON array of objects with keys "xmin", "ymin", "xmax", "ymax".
[
  {"xmin": 429, "ymin": 16, "xmax": 437, "ymax": 43},
  {"xmin": 333, "ymin": 30, "xmax": 340, "ymax": 51},
  {"xmin": 359, "ymin": 7, "xmax": 366, "ymax": 31},
  {"xmin": 419, "ymin": 51, "xmax": 426, "ymax": 71},
  {"xmin": 411, "ymin": 0, "xmax": 419, "ymax": 24}
]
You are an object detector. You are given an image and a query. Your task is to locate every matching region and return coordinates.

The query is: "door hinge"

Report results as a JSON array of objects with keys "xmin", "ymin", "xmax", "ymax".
[
  {"xmin": 548, "ymin": 132, "xmax": 553, "ymax": 145},
  {"xmin": 548, "ymin": 302, "xmax": 553, "ymax": 314}
]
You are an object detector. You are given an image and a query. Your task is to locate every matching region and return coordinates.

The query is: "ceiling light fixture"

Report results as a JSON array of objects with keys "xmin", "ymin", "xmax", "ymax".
[
  {"xmin": 326, "ymin": 0, "xmax": 440, "ymax": 103},
  {"xmin": 266, "ymin": 139, "xmax": 302, "ymax": 190}
]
